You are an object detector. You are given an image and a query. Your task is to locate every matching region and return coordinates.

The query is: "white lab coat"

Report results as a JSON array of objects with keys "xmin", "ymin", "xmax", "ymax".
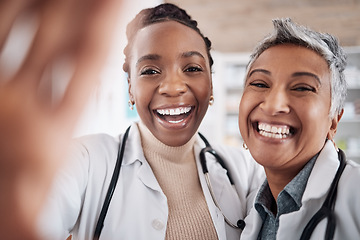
[
  {"xmin": 38, "ymin": 123, "xmax": 264, "ymax": 240},
  {"xmin": 240, "ymin": 141, "xmax": 360, "ymax": 240}
]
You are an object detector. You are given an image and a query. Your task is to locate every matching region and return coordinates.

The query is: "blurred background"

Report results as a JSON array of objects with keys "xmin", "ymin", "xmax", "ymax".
[{"xmin": 1, "ymin": 0, "xmax": 359, "ymax": 161}]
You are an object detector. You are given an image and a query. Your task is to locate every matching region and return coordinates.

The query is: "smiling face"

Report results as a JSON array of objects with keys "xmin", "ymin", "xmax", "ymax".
[
  {"xmin": 128, "ymin": 21, "xmax": 212, "ymax": 146},
  {"xmin": 239, "ymin": 44, "xmax": 339, "ymax": 175}
]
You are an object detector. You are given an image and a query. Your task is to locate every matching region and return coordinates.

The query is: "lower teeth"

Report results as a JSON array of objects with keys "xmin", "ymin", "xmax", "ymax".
[
  {"xmin": 259, "ymin": 130, "xmax": 288, "ymax": 139},
  {"xmin": 169, "ymin": 119, "xmax": 184, "ymax": 124}
]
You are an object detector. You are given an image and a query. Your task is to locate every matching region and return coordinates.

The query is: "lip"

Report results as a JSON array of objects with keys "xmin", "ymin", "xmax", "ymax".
[
  {"xmin": 153, "ymin": 104, "xmax": 195, "ymax": 129},
  {"xmin": 251, "ymin": 120, "xmax": 296, "ymax": 142}
]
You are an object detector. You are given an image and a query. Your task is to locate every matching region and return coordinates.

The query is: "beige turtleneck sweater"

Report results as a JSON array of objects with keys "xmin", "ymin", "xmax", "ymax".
[{"xmin": 137, "ymin": 122, "xmax": 218, "ymax": 240}]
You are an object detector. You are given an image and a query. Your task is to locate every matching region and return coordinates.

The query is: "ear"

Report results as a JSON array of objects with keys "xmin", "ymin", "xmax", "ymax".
[
  {"xmin": 327, "ymin": 109, "xmax": 344, "ymax": 140},
  {"xmin": 127, "ymin": 77, "xmax": 134, "ymax": 102}
]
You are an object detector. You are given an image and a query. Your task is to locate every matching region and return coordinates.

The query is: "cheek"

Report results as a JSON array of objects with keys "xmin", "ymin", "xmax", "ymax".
[
  {"xmin": 130, "ymin": 81, "xmax": 153, "ymax": 107},
  {"xmin": 199, "ymin": 88, "xmax": 211, "ymax": 103},
  {"xmin": 190, "ymin": 79, "xmax": 212, "ymax": 104},
  {"xmin": 238, "ymin": 94, "xmax": 252, "ymax": 135},
  {"xmin": 292, "ymin": 96, "xmax": 333, "ymax": 149},
  {"xmin": 239, "ymin": 91, "xmax": 256, "ymax": 118},
  {"xmin": 299, "ymin": 94, "xmax": 331, "ymax": 121},
  {"xmin": 300, "ymin": 102, "xmax": 331, "ymax": 134}
]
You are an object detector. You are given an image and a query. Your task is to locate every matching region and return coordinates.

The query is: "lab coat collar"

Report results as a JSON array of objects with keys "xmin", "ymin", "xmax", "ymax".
[
  {"xmin": 121, "ymin": 123, "xmax": 146, "ymax": 166},
  {"xmin": 241, "ymin": 141, "xmax": 341, "ymax": 240},
  {"xmin": 119, "ymin": 126, "xmax": 241, "ymax": 239},
  {"xmin": 119, "ymin": 123, "xmax": 227, "ymax": 195},
  {"xmin": 275, "ymin": 141, "xmax": 341, "ymax": 239},
  {"xmin": 194, "ymin": 137, "xmax": 243, "ymax": 240},
  {"xmin": 240, "ymin": 209, "xmax": 263, "ymax": 240},
  {"xmin": 193, "ymin": 137, "xmax": 227, "ymax": 205},
  {"xmin": 302, "ymin": 140, "xmax": 340, "ymax": 201},
  {"xmin": 121, "ymin": 123, "xmax": 163, "ymax": 192}
]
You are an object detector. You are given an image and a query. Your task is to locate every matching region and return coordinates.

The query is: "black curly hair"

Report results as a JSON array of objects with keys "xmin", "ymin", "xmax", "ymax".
[{"xmin": 122, "ymin": 3, "xmax": 213, "ymax": 75}]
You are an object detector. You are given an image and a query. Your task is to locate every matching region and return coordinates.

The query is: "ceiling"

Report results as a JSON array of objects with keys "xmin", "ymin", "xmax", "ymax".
[{"xmin": 165, "ymin": 0, "xmax": 360, "ymax": 53}]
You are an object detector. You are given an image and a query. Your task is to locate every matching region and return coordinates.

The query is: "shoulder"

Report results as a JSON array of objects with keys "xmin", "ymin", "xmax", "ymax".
[
  {"xmin": 335, "ymin": 160, "xmax": 360, "ymax": 227},
  {"xmin": 72, "ymin": 133, "xmax": 119, "ymax": 158},
  {"xmin": 337, "ymin": 159, "xmax": 360, "ymax": 205},
  {"xmin": 339, "ymin": 159, "xmax": 360, "ymax": 187},
  {"xmin": 75, "ymin": 133, "xmax": 119, "ymax": 150},
  {"xmin": 63, "ymin": 133, "xmax": 121, "ymax": 175}
]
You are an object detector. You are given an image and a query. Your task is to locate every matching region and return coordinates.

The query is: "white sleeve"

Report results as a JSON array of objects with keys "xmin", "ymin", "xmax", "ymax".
[{"xmin": 37, "ymin": 140, "xmax": 90, "ymax": 240}]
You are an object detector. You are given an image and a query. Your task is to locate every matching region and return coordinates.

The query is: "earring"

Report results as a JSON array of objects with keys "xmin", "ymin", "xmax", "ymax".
[
  {"xmin": 209, "ymin": 96, "xmax": 214, "ymax": 106},
  {"xmin": 242, "ymin": 142, "xmax": 248, "ymax": 150},
  {"xmin": 128, "ymin": 100, "xmax": 134, "ymax": 110}
]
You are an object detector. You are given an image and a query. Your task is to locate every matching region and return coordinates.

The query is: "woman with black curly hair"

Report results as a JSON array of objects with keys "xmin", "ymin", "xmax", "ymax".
[{"xmin": 36, "ymin": 3, "xmax": 264, "ymax": 240}]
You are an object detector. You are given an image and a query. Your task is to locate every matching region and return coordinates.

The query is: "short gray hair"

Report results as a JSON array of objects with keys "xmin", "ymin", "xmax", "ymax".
[{"xmin": 246, "ymin": 18, "xmax": 347, "ymax": 118}]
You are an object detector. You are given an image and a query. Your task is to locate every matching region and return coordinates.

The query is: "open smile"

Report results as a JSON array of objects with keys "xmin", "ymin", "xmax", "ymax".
[
  {"xmin": 154, "ymin": 106, "xmax": 193, "ymax": 127},
  {"xmin": 254, "ymin": 122, "xmax": 296, "ymax": 139}
]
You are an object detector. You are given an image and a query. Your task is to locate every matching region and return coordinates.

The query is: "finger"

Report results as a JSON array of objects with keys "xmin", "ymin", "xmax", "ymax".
[
  {"xmin": 0, "ymin": 0, "xmax": 31, "ymax": 50},
  {"xmin": 14, "ymin": 0, "xmax": 85, "ymax": 87},
  {"xmin": 56, "ymin": 0, "xmax": 123, "ymax": 129}
]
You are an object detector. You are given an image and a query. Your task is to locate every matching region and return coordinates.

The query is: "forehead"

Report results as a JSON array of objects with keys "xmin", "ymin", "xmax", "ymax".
[
  {"xmin": 251, "ymin": 44, "xmax": 330, "ymax": 79},
  {"xmin": 130, "ymin": 21, "xmax": 208, "ymax": 58}
]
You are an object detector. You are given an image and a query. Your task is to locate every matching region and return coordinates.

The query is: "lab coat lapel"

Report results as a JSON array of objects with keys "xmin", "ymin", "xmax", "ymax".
[
  {"xmin": 240, "ymin": 207, "xmax": 263, "ymax": 240},
  {"xmin": 194, "ymin": 141, "xmax": 227, "ymax": 240},
  {"xmin": 194, "ymin": 139, "xmax": 242, "ymax": 231},
  {"xmin": 302, "ymin": 141, "xmax": 339, "ymax": 201},
  {"xmin": 276, "ymin": 141, "xmax": 340, "ymax": 240},
  {"xmin": 208, "ymin": 157, "xmax": 243, "ymax": 226},
  {"xmin": 123, "ymin": 123, "xmax": 163, "ymax": 192}
]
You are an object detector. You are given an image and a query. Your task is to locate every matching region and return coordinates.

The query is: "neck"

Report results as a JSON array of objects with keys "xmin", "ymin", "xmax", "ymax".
[
  {"xmin": 264, "ymin": 168, "xmax": 298, "ymax": 202},
  {"xmin": 137, "ymin": 121, "xmax": 197, "ymax": 163}
]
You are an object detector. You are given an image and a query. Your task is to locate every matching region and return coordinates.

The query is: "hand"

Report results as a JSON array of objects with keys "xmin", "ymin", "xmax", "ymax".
[{"xmin": 0, "ymin": 0, "xmax": 123, "ymax": 239}]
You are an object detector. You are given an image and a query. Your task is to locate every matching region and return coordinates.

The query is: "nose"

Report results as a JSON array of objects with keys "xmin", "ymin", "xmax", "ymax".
[
  {"xmin": 158, "ymin": 71, "xmax": 187, "ymax": 96},
  {"xmin": 259, "ymin": 88, "xmax": 290, "ymax": 115}
]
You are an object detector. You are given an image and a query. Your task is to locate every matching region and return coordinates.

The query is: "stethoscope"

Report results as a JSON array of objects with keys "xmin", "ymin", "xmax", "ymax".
[
  {"xmin": 93, "ymin": 126, "xmax": 245, "ymax": 240},
  {"xmin": 300, "ymin": 147, "xmax": 347, "ymax": 240}
]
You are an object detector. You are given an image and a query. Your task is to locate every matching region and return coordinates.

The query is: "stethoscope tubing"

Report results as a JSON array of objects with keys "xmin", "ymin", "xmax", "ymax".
[
  {"xmin": 93, "ymin": 126, "xmax": 131, "ymax": 240},
  {"xmin": 93, "ymin": 127, "xmax": 243, "ymax": 239},
  {"xmin": 93, "ymin": 127, "xmax": 346, "ymax": 240},
  {"xmin": 300, "ymin": 149, "xmax": 346, "ymax": 240},
  {"xmin": 198, "ymin": 132, "xmax": 245, "ymax": 230},
  {"xmin": 198, "ymin": 132, "xmax": 235, "ymax": 185}
]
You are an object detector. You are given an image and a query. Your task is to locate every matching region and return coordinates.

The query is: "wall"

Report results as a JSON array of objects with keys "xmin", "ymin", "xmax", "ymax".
[{"xmin": 166, "ymin": 0, "xmax": 360, "ymax": 52}]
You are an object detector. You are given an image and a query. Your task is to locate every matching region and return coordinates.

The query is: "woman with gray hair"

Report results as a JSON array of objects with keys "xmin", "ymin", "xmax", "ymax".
[{"xmin": 238, "ymin": 18, "xmax": 360, "ymax": 239}]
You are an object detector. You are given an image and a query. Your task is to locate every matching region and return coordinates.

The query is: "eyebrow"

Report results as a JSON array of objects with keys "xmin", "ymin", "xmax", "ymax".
[
  {"xmin": 248, "ymin": 69, "xmax": 271, "ymax": 77},
  {"xmin": 136, "ymin": 54, "xmax": 161, "ymax": 67},
  {"xmin": 248, "ymin": 69, "xmax": 321, "ymax": 84},
  {"xmin": 181, "ymin": 51, "xmax": 206, "ymax": 60},
  {"xmin": 135, "ymin": 51, "xmax": 205, "ymax": 67},
  {"xmin": 292, "ymin": 72, "xmax": 321, "ymax": 84}
]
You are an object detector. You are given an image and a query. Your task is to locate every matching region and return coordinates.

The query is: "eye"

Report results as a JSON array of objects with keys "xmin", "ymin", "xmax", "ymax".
[
  {"xmin": 292, "ymin": 85, "xmax": 316, "ymax": 92},
  {"xmin": 249, "ymin": 81, "xmax": 269, "ymax": 88},
  {"xmin": 140, "ymin": 68, "xmax": 160, "ymax": 76},
  {"xmin": 184, "ymin": 66, "xmax": 203, "ymax": 73}
]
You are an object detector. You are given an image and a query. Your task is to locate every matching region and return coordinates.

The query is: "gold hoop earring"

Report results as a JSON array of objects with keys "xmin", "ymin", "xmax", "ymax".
[
  {"xmin": 242, "ymin": 142, "xmax": 248, "ymax": 150},
  {"xmin": 209, "ymin": 96, "xmax": 214, "ymax": 106},
  {"xmin": 128, "ymin": 100, "xmax": 134, "ymax": 110}
]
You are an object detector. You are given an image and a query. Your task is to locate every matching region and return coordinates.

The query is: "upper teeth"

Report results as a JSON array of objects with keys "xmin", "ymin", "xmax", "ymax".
[
  {"xmin": 157, "ymin": 107, "xmax": 191, "ymax": 116},
  {"xmin": 258, "ymin": 122, "xmax": 290, "ymax": 138}
]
